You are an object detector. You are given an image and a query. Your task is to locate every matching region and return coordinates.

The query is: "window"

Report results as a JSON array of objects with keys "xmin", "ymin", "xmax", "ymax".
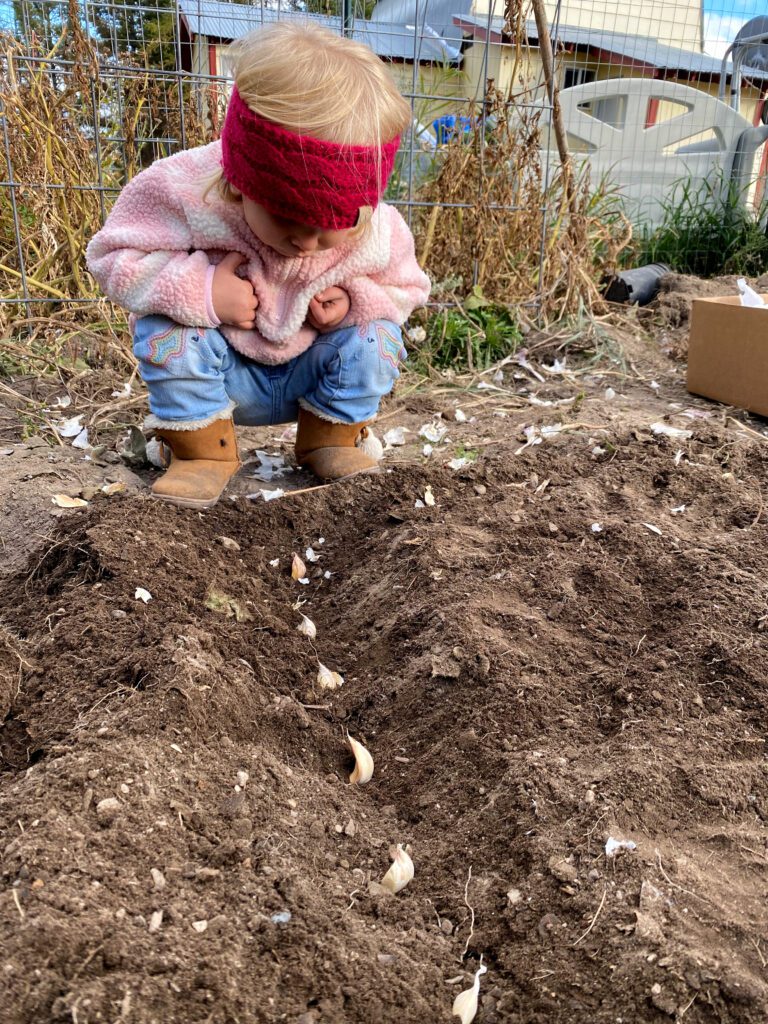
[{"xmin": 563, "ymin": 66, "xmax": 596, "ymax": 89}]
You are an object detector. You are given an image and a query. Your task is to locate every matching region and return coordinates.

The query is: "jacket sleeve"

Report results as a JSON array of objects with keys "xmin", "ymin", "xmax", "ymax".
[
  {"xmin": 86, "ymin": 161, "xmax": 221, "ymax": 327},
  {"xmin": 343, "ymin": 208, "xmax": 431, "ymax": 327}
]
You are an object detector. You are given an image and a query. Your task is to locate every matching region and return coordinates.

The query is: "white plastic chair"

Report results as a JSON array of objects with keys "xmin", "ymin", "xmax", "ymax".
[{"xmin": 542, "ymin": 78, "xmax": 768, "ymax": 226}]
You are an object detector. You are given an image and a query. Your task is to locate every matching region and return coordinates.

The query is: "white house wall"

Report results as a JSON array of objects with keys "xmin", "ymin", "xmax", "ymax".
[{"xmin": 470, "ymin": 0, "xmax": 704, "ymax": 54}]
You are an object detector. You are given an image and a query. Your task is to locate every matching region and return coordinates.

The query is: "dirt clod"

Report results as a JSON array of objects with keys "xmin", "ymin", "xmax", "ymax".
[{"xmin": 95, "ymin": 796, "xmax": 121, "ymax": 823}]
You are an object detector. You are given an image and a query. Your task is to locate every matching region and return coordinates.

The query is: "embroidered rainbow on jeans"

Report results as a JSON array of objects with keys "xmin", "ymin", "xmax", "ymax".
[
  {"xmin": 375, "ymin": 323, "xmax": 405, "ymax": 369},
  {"xmin": 146, "ymin": 324, "xmax": 189, "ymax": 367}
]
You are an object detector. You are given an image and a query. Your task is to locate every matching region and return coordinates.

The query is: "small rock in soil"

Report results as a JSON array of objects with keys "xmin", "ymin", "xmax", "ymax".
[
  {"xmin": 430, "ymin": 652, "xmax": 462, "ymax": 679},
  {"xmin": 150, "ymin": 868, "xmax": 166, "ymax": 890},
  {"xmin": 548, "ymin": 856, "xmax": 578, "ymax": 883},
  {"xmin": 219, "ymin": 791, "xmax": 246, "ymax": 818},
  {"xmin": 537, "ymin": 913, "xmax": 562, "ymax": 939},
  {"xmin": 148, "ymin": 910, "xmax": 163, "ymax": 933},
  {"xmin": 457, "ymin": 728, "xmax": 479, "ymax": 750},
  {"xmin": 95, "ymin": 797, "xmax": 121, "ymax": 825},
  {"xmin": 650, "ymin": 985, "xmax": 678, "ymax": 1016},
  {"xmin": 195, "ymin": 868, "xmax": 221, "ymax": 882},
  {"xmin": 634, "ymin": 910, "xmax": 665, "ymax": 944}
]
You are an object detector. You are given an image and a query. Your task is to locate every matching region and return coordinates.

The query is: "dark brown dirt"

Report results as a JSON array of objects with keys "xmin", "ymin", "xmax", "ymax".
[
  {"xmin": 651, "ymin": 272, "xmax": 768, "ymax": 359},
  {"xmin": 2, "ymin": 356, "xmax": 768, "ymax": 1024}
]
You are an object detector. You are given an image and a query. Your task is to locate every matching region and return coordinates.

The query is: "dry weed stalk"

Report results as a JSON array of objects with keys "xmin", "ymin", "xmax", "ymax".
[
  {"xmin": 0, "ymin": 3, "xmax": 207, "ymax": 369},
  {"xmin": 416, "ymin": 0, "xmax": 630, "ymax": 322}
]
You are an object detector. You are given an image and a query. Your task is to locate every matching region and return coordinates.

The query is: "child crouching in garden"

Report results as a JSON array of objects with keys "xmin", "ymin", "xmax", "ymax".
[{"xmin": 87, "ymin": 22, "xmax": 430, "ymax": 509}]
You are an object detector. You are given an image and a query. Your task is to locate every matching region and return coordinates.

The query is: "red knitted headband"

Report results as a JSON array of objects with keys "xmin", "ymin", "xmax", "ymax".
[{"xmin": 220, "ymin": 87, "xmax": 401, "ymax": 231}]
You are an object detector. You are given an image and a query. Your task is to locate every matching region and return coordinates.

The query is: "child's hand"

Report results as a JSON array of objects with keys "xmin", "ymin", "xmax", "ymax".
[
  {"xmin": 307, "ymin": 287, "xmax": 350, "ymax": 331},
  {"xmin": 212, "ymin": 252, "xmax": 259, "ymax": 329}
]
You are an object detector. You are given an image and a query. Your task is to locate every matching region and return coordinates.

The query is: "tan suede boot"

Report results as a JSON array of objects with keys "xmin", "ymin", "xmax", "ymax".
[
  {"xmin": 295, "ymin": 407, "xmax": 380, "ymax": 481},
  {"xmin": 151, "ymin": 418, "xmax": 241, "ymax": 509}
]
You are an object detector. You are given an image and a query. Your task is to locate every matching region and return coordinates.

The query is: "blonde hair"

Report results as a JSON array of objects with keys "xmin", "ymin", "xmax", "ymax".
[{"xmin": 211, "ymin": 22, "xmax": 411, "ymax": 213}]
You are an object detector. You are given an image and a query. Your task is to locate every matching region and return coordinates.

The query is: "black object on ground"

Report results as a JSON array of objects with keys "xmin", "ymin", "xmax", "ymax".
[{"xmin": 604, "ymin": 263, "xmax": 671, "ymax": 305}]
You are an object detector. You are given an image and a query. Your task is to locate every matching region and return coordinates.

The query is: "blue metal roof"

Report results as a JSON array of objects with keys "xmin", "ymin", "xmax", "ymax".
[
  {"xmin": 178, "ymin": 0, "xmax": 460, "ymax": 62},
  {"xmin": 453, "ymin": 14, "xmax": 768, "ymax": 82}
]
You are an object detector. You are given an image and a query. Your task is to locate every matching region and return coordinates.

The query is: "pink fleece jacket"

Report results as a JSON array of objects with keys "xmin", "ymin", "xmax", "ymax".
[{"xmin": 86, "ymin": 141, "xmax": 431, "ymax": 364}]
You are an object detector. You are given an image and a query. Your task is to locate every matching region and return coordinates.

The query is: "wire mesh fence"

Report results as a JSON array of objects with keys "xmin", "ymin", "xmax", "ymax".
[{"xmin": 1, "ymin": 0, "xmax": 768, "ymax": 342}]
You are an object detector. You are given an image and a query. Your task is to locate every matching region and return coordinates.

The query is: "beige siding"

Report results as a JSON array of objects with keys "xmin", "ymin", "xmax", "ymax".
[
  {"xmin": 662, "ymin": 76, "xmax": 762, "ymax": 126},
  {"xmin": 461, "ymin": 40, "xmax": 542, "ymax": 100},
  {"xmin": 387, "ymin": 62, "xmax": 469, "ymax": 125},
  {"xmin": 192, "ymin": 35, "xmax": 210, "ymax": 78},
  {"xmin": 471, "ymin": 0, "xmax": 703, "ymax": 53}
]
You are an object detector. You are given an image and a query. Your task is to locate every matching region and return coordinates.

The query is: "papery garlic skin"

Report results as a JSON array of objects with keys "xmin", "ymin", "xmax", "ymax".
[
  {"xmin": 452, "ymin": 963, "xmax": 487, "ymax": 1024},
  {"xmin": 348, "ymin": 734, "xmax": 374, "ymax": 785},
  {"xmin": 296, "ymin": 615, "xmax": 317, "ymax": 639},
  {"xmin": 381, "ymin": 844, "xmax": 414, "ymax": 894},
  {"xmin": 317, "ymin": 663, "xmax": 344, "ymax": 690}
]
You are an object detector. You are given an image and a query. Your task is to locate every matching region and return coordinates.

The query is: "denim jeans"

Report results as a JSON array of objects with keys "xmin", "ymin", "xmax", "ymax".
[{"xmin": 133, "ymin": 316, "xmax": 406, "ymax": 427}]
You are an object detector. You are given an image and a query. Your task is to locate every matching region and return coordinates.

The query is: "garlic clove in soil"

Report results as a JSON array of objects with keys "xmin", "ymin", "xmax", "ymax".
[
  {"xmin": 452, "ymin": 961, "xmax": 487, "ymax": 1024},
  {"xmin": 317, "ymin": 663, "xmax": 344, "ymax": 690},
  {"xmin": 347, "ymin": 734, "xmax": 374, "ymax": 785},
  {"xmin": 296, "ymin": 614, "xmax": 317, "ymax": 639},
  {"xmin": 52, "ymin": 493, "xmax": 88, "ymax": 509},
  {"xmin": 291, "ymin": 553, "xmax": 307, "ymax": 580},
  {"xmin": 381, "ymin": 844, "xmax": 414, "ymax": 894}
]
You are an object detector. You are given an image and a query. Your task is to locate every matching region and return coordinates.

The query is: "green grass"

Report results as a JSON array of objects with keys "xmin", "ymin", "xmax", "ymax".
[
  {"xmin": 416, "ymin": 289, "xmax": 523, "ymax": 371},
  {"xmin": 636, "ymin": 174, "xmax": 768, "ymax": 278}
]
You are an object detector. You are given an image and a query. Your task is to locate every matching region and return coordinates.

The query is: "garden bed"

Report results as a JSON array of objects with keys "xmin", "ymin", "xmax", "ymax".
[{"xmin": 1, "ymin": 315, "xmax": 768, "ymax": 1022}]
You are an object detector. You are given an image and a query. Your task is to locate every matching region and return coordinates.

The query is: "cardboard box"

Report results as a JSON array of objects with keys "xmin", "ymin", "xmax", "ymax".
[{"xmin": 687, "ymin": 294, "xmax": 768, "ymax": 416}]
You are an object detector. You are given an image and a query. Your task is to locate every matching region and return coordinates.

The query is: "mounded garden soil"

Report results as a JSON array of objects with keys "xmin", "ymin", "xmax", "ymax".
[
  {"xmin": 2, "ymin": 302, "xmax": 768, "ymax": 1022},
  {"xmin": 653, "ymin": 271, "xmax": 768, "ymax": 359}
]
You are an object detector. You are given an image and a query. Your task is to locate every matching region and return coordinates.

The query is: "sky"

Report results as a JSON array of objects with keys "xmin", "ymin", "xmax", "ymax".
[{"xmin": 703, "ymin": 0, "xmax": 767, "ymax": 58}]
